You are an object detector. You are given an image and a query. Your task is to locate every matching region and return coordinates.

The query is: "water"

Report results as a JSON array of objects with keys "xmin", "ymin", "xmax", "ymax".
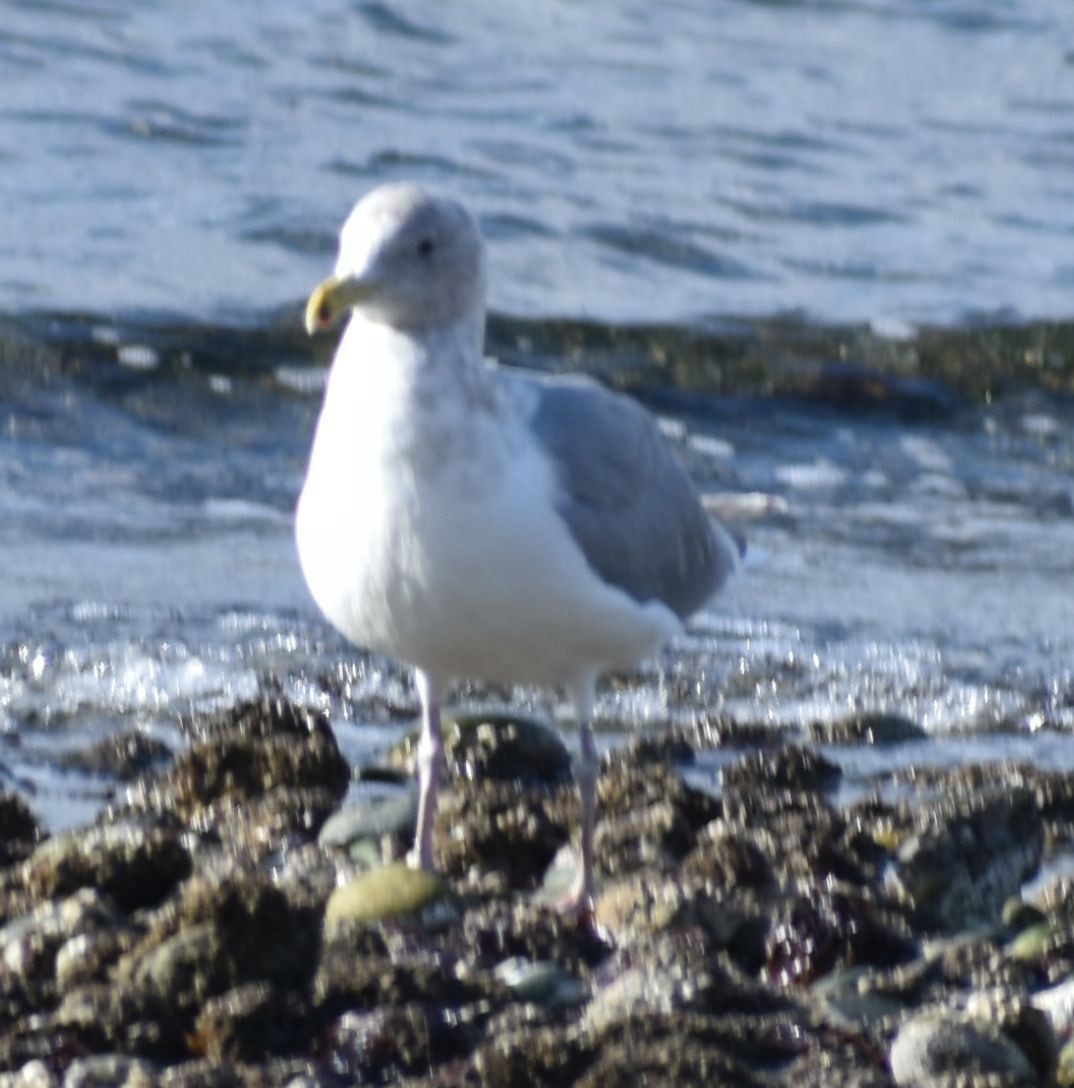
[
  {"xmin": 1, "ymin": 0, "xmax": 1073, "ymax": 830},
  {"xmin": 3, "ymin": 0, "xmax": 1074, "ymax": 326}
]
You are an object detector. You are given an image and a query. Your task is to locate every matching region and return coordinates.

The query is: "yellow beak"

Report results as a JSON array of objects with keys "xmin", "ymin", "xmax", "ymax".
[{"xmin": 304, "ymin": 274, "xmax": 372, "ymax": 335}]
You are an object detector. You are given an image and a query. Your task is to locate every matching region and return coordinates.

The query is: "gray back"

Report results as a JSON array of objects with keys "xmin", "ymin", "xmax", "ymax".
[{"xmin": 528, "ymin": 377, "xmax": 737, "ymax": 619}]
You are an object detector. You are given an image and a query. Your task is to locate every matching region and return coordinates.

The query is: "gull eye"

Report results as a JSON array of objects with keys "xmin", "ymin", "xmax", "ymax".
[{"xmin": 417, "ymin": 237, "xmax": 435, "ymax": 257}]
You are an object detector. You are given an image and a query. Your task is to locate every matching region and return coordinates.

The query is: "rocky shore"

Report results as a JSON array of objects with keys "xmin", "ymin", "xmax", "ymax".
[{"xmin": 0, "ymin": 695, "xmax": 1072, "ymax": 1087}]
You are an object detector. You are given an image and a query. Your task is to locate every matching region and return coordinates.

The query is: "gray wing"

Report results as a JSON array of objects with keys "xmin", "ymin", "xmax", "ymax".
[{"xmin": 527, "ymin": 376, "xmax": 739, "ymax": 619}]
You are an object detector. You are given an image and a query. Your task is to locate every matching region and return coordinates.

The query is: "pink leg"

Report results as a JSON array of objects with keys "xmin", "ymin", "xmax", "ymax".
[
  {"xmin": 557, "ymin": 674, "xmax": 598, "ymax": 914},
  {"xmin": 576, "ymin": 717, "xmax": 598, "ymax": 905},
  {"xmin": 409, "ymin": 670, "xmax": 444, "ymax": 871}
]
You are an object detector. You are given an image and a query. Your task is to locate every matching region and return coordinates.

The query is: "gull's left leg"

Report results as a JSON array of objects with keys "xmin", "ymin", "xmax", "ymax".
[
  {"xmin": 409, "ymin": 669, "xmax": 444, "ymax": 871},
  {"xmin": 562, "ymin": 672, "xmax": 598, "ymax": 912}
]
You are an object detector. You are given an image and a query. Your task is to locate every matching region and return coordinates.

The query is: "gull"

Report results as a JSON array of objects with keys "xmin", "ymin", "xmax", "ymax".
[{"xmin": 297, "ymin": 183, "xmax": 739, "ymax": 910}]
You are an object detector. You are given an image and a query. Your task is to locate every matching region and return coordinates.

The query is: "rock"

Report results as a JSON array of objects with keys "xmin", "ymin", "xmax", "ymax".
[
  {"xmin": 594, "ymin": 871, "xmax": 761, "ymax": 963},
  {"xmin": 885, "ymin": 788, "xmax": 1043, "ymax": 931},
  {"xmin": 721, "ymin": 745, "xmax": 842, "ymax": 793},
  {"xmin": 323, "ymin": 863, "xmax": 456, "ymax": 934},
  {"xmin": 888, "ymin": 1011, "xmax": 1037, "ymax": 1086},
  {"xmin": 0, "ymin": 791, "xmax": 42, "ymax": 868},
  {"xmin": 325, "ymin": 1003, "xmax": 479, "ymax": 1083},
  {"xmin": 0, "ymin": 888, "xmax": 118, "ymax": 1008},
  {"xmin": 58, "ymin": 731, "xmax": 172, "ymax": 781},
  {"xmin": 191, "ymin": 981, "xmax": 309, "ymax": 1062},
  {"xmin": 392, "ymin": 711, "xmax": 573, "ymax": 786},
  {"xmin": 494, "ymin": 957, "xmax": 585, "ymax": 1005},
  {"xmin": 20, "ymin": 821, "xmax": 191, "ymax": 914},
  {"xmin": 458, "ymin": 897, "xmax": 610, "ymax": 978},
  {"xmin": 765, "ymin": 889, "xmax": 915, "ymax": 988},
  {"xmin": 434, "ymin": 780, "xmax": 569, "ymax": 890},
  {"xmin": 808, "ymin": 713, "xmax": 926, "ymax": 746},
  {"xmin": 318, "ymin": 790, "xmax": 417, "ymax": 864},
  {"xmin": 62, "ymin": 1055, "xmax": 158, "ymax": 1088},
  {"xmin": 313, "ymin": 954, "xmax": 484, "ymax": 1024}
]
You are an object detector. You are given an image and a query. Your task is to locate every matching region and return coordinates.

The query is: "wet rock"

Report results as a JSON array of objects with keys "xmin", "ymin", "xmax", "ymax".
[
  {"xmin": 594, "ymin": 871, "xmax": 763, "ymax": 969},
  {"xmin": 324, "ymin": 863, "xmax": 456, "ymax": 935},
  {"xmin": 325, "ymin": 1002, "xmax": 480, "ymax": 1084},
  {"xmin": 575, "ymin": 1031, "xmax": 764, "ymax": 1088},
  {"xmin": 0, "ymin": 791, "xmax": 42, "ymax": 868},
  {"xmin": 808, "ymin": 712, "xmax": 926, "ymax": 746},
  {"xmin": 157, "ymin": 1061, "xmax": 242, "ymax": 1088},
  {"xmin": 114, "ymin": 869, "xmax": 322, "ymax": 1042},
  {"xmin": 392, "ymin": 711, "xmax": 572, "ymax": 786},
  {"xmin": 473, "ymin": 1022, "xmax": 590, "ymax": 1088},
  {"xmin": 0, "ymin": 888, "xmax": 118, "ymax": 1009},
  {"xmin": 318, "ymin": 790, "xmax": 417, "ymax": 865},
  {"xmin": 58, "ymin": 731, "xmax": 172, "ymax": 781},
  {"xmin": 20, "ymin": 821, "xmax": 191, "ymax": 915},
  {"xmin": 594, "ymin": 800, "xmax": 696, "ymax": 876},
  {"xmin": 190, "ymin": 982, "xmax": 309, "ymax": 1063},
  {"xmin": 721, "ymin": 744, "xmax": 841, "ymax": 793},
  {"xmin": 888, "ymin": 1011, "xmax": 1038, "ymax": 1086},
  {"xmin": 765, "ymin": 889, "xmax": 915, "ymax": 988},
  {"xmin": 190, "ymin": 785, "xmax": 342, "ymax": 854},
  {"xmin": 51, "ymin": 980, "xmax": 180, "ymax": 1063},
  {"xmin": 313, "ymin": 954, "xmax": 485, "ymax": 1024},
  {"xmin": 129, "ymin": 699, "xmax": 349, "ymax": 826},
  {"xmin": 964, "ymin": 990, "xmax": 1056, "ymax": 1086},
  {"xmin": 596, "ymin": 756, "xmax": 720, "ymax": 830},
  {"xmin": 458, "ymin": 897, "xmax": 609, "ymax": 977},
  {"xmin": 494, "ymin": 956, "xmax": 585, "ymax": 1004},
  {"xmin": 55, "ymin": 922, "xmax": 144, "ymax": 993},
  {"xmin": 434, "ymin": 780, "xmax": 569, "ymax": 889},
  {"xmin": 62, "ymin": 1054, "xmax": 158, "ymax": 1087},
  {"xmin": 886, "ymin": 788, "xmax": 1043, "ymax": 931},
  {"xmin": 681, "ymin": 823, "xmax": 777, "ymax": 890},
  {"xmin": 781, "ymin": 1041, "xmax": 895, "ymax": 1087},
  {"xmin": 585, "ymin": 934, "xmax": 789, "ymax": 1036}
]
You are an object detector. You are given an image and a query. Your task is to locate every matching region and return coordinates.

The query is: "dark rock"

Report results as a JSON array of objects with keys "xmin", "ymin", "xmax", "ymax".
[
  {"xmin": 765, "ymin": 889, "xmax": 915, "ymax": 988},
  {"xmin": 58, "ymin": 731, "xmax": 173, "ymax": 781},
  {"xmin": 191, "ymin": 982, "xmax": 309, "ymax": 1063},
  {"xmin": 325, "ymin": 1002, "xmax": 481, "ymax": 1084},
  {"xmin": 458, "ymin": 898, "xmax": 610, "ymax": 977},
  {"xmin": 722, "ymin": 744, "xmax": 841, "ymax": 793},
  {"xmin": 886, "ymin": 788, "xmax": 1043, "ymax": 931},
  {"xmin": 0, "ymin": 789, "xmax": 42, "ymax": 868},
  {"xmin": 20, "ymin": 821, "xmax": 190, "ymax": 915},
  {"xmin": 393, "ymin": 711, "xmax": 573, "ymax": 787},
  {"xmin": 127, "ymin": 697, "xmax": 349, "ymax": 827},
  {"xmin": 313, "ymin": 956, "xmax": 486, "ymax": 1024},
  {"xmin": 681, "ymin": 824, "xmax": 777, "ymax": 891},
  {"xmin": 434, "ymin": 780, "xmax": 569, "ymax": 889},
  {"xmin": 808, "ymin": 712, "xmax": 926, "ymax": 746}
]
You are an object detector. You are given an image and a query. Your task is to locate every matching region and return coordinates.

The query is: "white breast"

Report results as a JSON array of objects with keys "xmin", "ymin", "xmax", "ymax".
[{"xmin": 296, "ymin": 320, "xmax": 681, "ymax": 688}]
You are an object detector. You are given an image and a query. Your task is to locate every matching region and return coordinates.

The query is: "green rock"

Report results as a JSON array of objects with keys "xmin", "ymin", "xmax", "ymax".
[
  {"xmin": 324, "ymin": 863, "xmax": 454, "ymax": 934},
  {"xmin": 1007, "ymin": 920, "xmax": 1056, "ymax": 960}
]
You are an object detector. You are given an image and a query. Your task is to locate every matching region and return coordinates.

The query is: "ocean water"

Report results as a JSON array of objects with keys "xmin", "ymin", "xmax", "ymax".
[{"xmin": 1, "ymin": 0, "xmax": 1073, "ymax": 829}]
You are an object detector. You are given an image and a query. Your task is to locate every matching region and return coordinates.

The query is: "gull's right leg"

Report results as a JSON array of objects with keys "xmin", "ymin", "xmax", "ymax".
[{"xmin": 409, "ymin": 669, "xmax": 444, "ymax": 871}]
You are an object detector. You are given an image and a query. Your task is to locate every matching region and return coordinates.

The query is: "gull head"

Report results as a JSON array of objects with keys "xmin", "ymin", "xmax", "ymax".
[{"xmin": 305, "ymin": 184, "xmax": 485, "ymax": 335}]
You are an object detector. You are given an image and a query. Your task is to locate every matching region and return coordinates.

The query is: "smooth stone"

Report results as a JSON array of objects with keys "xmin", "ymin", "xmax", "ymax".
[
  {"xmin": 493, "ymin": 957, "xmax": 585, "ymax": 1005},
  {"xmin": 318, "ymin": 791, "xmax": 417, "ymax": 859},
  {"xmin": 1007, "ymin": 921, "xmax": 1055, "ymax": 960},
  {"xmin": 889, "ymin": 1012, "xmax": 1037, "ymax": 1086},
  {"xmin": 62, "ymin": 1054, "xmax": 158, "ymax": 1088},
  {"xmin": 1034, "ymin": 976, "xmax": 1074, "ymax": 1037},
  {"xmin": 324, "ymin": 863, "xmax": 455, "ymax": 934}
]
